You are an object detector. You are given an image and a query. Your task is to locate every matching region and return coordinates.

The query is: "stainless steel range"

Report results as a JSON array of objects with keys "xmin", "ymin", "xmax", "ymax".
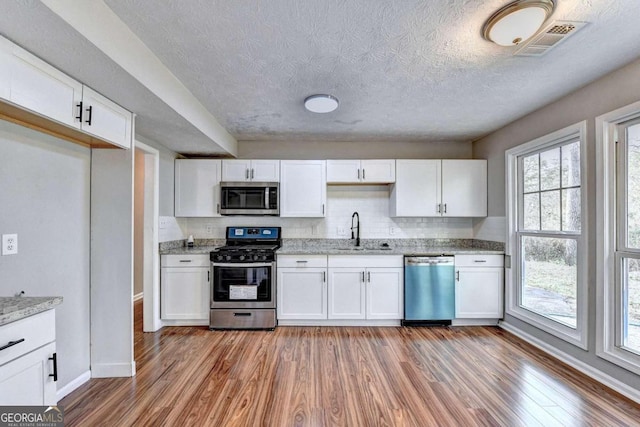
[{"xmin": 209, "ymin": 227, "xmax": 280, "ymax": 330}]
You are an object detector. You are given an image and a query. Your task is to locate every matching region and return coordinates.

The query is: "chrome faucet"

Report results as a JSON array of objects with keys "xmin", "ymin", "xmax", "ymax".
[{"xmin": 351, "ymin": 211, "xmax": 360, "ymax": 247}]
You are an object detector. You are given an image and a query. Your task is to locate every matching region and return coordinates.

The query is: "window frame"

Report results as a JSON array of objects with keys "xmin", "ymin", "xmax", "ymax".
[
  {"xmin": 597, "ymin": 101, "xmax": 640, "ymax": 374},
  {"xmin": 505, "ymin": 121, "xmax": 588, "ymax": 349}
]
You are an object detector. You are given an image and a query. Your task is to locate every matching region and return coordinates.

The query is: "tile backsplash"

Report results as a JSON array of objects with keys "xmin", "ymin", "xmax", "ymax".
[{"xmin": 182, "ymin": 185, "xmax": 475, "ymax": 240}]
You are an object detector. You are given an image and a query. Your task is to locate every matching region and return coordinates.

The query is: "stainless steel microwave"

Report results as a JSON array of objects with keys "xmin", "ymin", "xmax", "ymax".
[{"xmin": 220, "ymin": 182, "xmax": 279, "ymax": 216}]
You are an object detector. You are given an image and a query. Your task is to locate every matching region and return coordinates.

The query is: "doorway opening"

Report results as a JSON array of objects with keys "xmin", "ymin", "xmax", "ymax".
[{"xmin": 133, "ymin": 141, "xmax": 161, "ymax": 335}]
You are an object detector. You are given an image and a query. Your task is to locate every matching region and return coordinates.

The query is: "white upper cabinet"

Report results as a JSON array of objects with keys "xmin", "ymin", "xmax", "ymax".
[
  {"xmin": 4, "ymin": 38, "xmax": 83, "ymax": 129},
  {"xmin": 0, "ymin": 35, "xmax": 133, "ymax": 149},
  {"xmin": 390, "ymin": 159, "xmax": 487, "ymax": 217},
  {"xmin": 441, "ymin": 160, "xmax": 487, "ymax": 217},
  {"xmin": 174, "ymin": 159, "xmax": 222, "ymax": 217},
  {"xmin": 280, "ymin": 160, "xmax": 326, "ymax": 217},
  {"xmin": 80, "ymin": 87, "xmax": 133, "ymax": 149},
  {"xmin": 222, "ymin": 159, "xmax": 280, "ymax": 182},
  {"xmin": 327, "ymin": 159, "xmax": 395, "ymax": 184},
  {"xmin": 390, "ymin": 160, "xmax": 441, "ymax": 217}
]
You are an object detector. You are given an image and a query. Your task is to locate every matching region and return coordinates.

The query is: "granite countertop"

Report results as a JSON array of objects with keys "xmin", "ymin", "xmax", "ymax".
[
  {"xmin": 0, "ymin": 296, "xmax": 63, "ymax": 327},
  {"xmin": 160, "ymin": 238, "xmax": 504, "ymax": 257},
  {"xmin": 277, "ymin": 239, "xmax": 504, "ymax": 256}
]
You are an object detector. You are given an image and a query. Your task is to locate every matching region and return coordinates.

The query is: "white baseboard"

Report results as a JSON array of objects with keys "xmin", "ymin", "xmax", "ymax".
[
  {"xmin": 277, "ymin": 319, "xmax": 400, "ymax": 327},
  {"xmin": 133, "ymin": 292, "xmax": 143, "ymax": 302},
  {"xmin": 500, "ymin": 322, "xmax": 640, "ymax": 404},
  {"xmin": 56, "ymin": 370, "xmax": 91, "ymax": 401},
  {"xmin": 91, "ymin": 361, "xmax": 136, "ymax": 378}
]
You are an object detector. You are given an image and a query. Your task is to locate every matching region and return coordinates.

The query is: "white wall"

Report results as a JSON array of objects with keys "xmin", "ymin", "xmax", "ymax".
[
  {"xmin": 0, "ymin": 120, "xmax": 90, "ymax": 390},
  {"xmin": 185, "ymin": 185, "xmax": 473, "ymax": 240},
  {"xmin": 136, "ymin": 135, "xmax": 178, "ymax": 216},
  {"xmin": 473, "ymin": 57, "xmax": 640, "ymax": 392}
]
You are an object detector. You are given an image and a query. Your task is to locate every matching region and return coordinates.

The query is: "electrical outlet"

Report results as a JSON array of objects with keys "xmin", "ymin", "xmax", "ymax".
[
  {"xmin": 2, "ymin": 234, "xmax": 18, "ymax": 255},
  {"xmin": 389, "ymin": 227, "xmax": 399, "ymax": 235},
  {"xmin": 206, "ymin": 224, "xmax": 214, "ymax": 234},
  {"xmin": 337, "ymin": 226, "xmax": 346, "ymax": 236}
]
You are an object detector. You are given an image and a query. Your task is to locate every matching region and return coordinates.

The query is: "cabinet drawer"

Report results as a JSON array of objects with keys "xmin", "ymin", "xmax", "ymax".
[
  {"xmin": 0, "ymin": 310, "xmax": 55, "ymax": 366},
  {"xmin": 161, "ymin": 254, "xmax": 210, "ymax": 268},
  {"xmin": 455, "ymin": 254, "xmax": 504, "ymax": 268},
  {"xmin": 277, "ymin": 255, "xmax": 328, "ymax": 268},
  {"xmin": 328, "ymin": 255, "xmax": 403, "ymax": 268}
]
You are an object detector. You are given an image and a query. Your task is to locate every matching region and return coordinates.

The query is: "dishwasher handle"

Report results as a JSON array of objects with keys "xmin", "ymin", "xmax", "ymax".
[{"xmin": 405, "ymin": 256, "xmax": 454, "ymax": 266}]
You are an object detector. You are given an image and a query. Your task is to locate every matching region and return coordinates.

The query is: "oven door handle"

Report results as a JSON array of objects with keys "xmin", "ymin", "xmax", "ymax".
[
  {"xmin": 265, "ymin": 188, "xmax": 269, "ymax": 209},
  {"xmin": 212, "ymin": 262, "xmax": 274, "ymax": 268}
]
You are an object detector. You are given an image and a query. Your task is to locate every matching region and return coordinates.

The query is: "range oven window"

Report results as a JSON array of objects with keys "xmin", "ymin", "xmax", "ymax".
[{"xmin": 213, "ymin": 265, "xmax": 272, "ymax": 301}]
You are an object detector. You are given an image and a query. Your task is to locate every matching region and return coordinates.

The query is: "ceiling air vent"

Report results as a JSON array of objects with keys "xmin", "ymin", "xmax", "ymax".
[{"xmin": 514, "ymin": 20, "xmax": 587, "ymax": 57}]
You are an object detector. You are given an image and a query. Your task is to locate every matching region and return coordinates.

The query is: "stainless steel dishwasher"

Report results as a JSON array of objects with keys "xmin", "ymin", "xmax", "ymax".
[{"xmin": 402, "ymin": 255, "xmax": 455, "ymax": 326}]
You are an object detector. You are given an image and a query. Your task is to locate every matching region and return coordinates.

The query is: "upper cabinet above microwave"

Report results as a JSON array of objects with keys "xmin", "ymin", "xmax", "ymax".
[
  {"xmin": 222, "ymin": 160, "xmax": 280, "ymax": 182},
  {"xmin": 0, "ymin": 35, "xmax": 133, "ymax": 149},
  {"xmin": 327, "ymin": 159, "xmax": 395, "ymax": 184}
]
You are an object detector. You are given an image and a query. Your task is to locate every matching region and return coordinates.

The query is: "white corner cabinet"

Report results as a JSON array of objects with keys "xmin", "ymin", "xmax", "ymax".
[
  {"xmin": 0, "ymin": 35, "xmax": 133, "ymax": 149},
  {"xmin": 277, "ymin": 255, "xmax": 328, "ymax": 320},
  {"xmin": 222, "ymin": 159, "xmax": 280, "ymax": 182},
  {"xmin": 280, "ymin": 160, "xmax": 327, "ymax": 217},
  {"xmin": 454, "ymin": 254, "xmax": 504, "ymax": 321},
  {"xmin": 327, "ymin": 159, "xmax": 395, "ymax": 184},
  {"xmin": 174, "ymin": 159, "xmax": 222, "ymax": 217},
  {"xmin": 161, "ymin": 254, "xmax": 211, "ymax": 324},
  {"xmin": 390, "ymin": 159, "xmax": 487, "ymax": 217},
  {"xmin": 0, "ymin": 309, "xmax": 58, "ymax": 406}
]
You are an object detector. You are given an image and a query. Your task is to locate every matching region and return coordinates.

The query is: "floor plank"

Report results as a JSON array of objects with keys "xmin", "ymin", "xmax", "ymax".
[{"xmin": 60, "ymin": 301, "xmax": 640, "ymax": 426}]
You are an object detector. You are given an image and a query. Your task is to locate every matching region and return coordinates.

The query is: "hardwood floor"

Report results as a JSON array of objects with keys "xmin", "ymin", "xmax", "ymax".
[{"xmin": 60, "ymin": 301, "xmax": 640, "ymax": 426}]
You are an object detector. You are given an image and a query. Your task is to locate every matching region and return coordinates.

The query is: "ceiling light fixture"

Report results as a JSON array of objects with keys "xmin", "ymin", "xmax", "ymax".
[
  {"xmin": 304, "ymin": 94, "xmax": 339, "ymax": 113},
  {"xmin": 483, "ymin": 0, "xmax": 555, "ymax": 47}
]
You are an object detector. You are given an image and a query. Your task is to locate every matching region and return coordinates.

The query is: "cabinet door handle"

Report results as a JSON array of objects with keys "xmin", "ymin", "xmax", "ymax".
[
  {"xmin": 362, "ymin": 169, "xmax": 366, "ymax": 180},
  {"xmin": 245, "ymin": 169, "xmax": 249, "ymax": 179},
  {"xmin": 361, "ymin": 271, "xmax": 365, "ymax": 282},
  {"xmin": 85, "ymin": 105, "xmax": 93, "ymax": 125},
  {"xmin": 251, "ymin": 168, "xmax": 254, "ymax": 179},
  {"xmin": 296, "ymin": 260, "xmax": 308, "ymax": 263},
  {"xmin": 456, "ymin": 271, "xmax": 460, "ymax": 282},
  {"xmin": 75, "ymin": 101, "xmax": 83, "ymax": 122},
  {"xmin": 0, "ymin": 338, "xmax": 25, "ymax": 352},
  {"xmin": 49, "ymin": 353, "xmax": 58, "ymax": 381},
  {"xmin": 322, "ymin": 204, "xmax": 325, "ymax": 215},
  {"xmin": 208, "ymin": 270, "xmax": 210, "ymax": 282},
  {"xmin": 437, "ymin": 204, "xmax": 441, "ymax": 214},
  {"xmin": 367, "ymin": 271, "xmax": 370, "ymax": 282},
  {"xmin": 474, "ymin": 260, "xmax": 487, "ymax": 263},
  {"xmin": 323, "ymin": 271, "xmax": 326, "ymax": 282},
  {"xmin": 357, "ymin": 169, "xmax": 361, "ymax": 180},
  {"xmin": 443, "ymin": 203, "xmax": 447, "ymax": 214},
  {"xmin": 217, "ymin": 203, "xmax": 220, "ymax": 214},
  {"xmin": 179, "ymin": 260, "xmax": 192, "ymax": 263}
]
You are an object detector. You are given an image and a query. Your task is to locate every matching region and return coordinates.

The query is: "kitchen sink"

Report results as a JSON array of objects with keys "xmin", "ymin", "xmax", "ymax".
[{"xmin": 334, "ymin": 247, "xmax": 392, "ymax": 251}]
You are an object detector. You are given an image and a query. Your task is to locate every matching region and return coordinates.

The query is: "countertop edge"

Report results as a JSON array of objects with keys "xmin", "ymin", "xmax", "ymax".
[{"xmin": 0, "ymin": 297, "xmax": 63, "ymax": 327}]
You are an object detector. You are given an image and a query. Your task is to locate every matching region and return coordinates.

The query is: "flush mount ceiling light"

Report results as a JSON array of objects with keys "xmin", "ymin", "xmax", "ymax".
[
  {"xmin": 483, "ymin": 0, "xmax": 555, "ymax": 47},
  {"xmin": 304, "ymin": 94, "xmax": 339, "ymax": 113}
]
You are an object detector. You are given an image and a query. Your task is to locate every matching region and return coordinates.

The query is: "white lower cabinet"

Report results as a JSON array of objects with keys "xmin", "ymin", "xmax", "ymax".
[
  {"xmin": 328, "ymin": 266, "xmax": 403, "ymax": 320},
  {"xmin": 328, "ymin": 255, "xmax": 403, "ymax": 321},
  {"xmin": 328, "ymin": 268, "xmax": 366, "ymax": 319},
  {"xmin": 277, "ymin": 255, "xmax": 327, "ymax": 320},
  {"xmin": 454, "ymin": 255, "xmax": 504, "ymax": 319},
  {"xmin": 0, "ymin": 309, "xmax": 57, "ymax": 406},
  {"xmin": 161, "ymin": 255, "xmax": 210, "ymax": 322}
]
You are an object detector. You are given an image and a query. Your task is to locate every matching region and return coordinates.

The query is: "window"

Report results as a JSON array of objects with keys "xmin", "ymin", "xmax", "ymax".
[
  {"xmin": 597, "ymin": 102, "xmax": 640, "ymax": 374},
  {"xmin": 506, "ymin": 122, "xmax": 587, "ymax": 348}
]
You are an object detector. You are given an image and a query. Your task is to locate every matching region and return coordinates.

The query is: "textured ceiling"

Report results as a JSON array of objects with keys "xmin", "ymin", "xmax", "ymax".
[{"xmin": 3, "ymin": 0, "xmax": 640, "ymax": 154}]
